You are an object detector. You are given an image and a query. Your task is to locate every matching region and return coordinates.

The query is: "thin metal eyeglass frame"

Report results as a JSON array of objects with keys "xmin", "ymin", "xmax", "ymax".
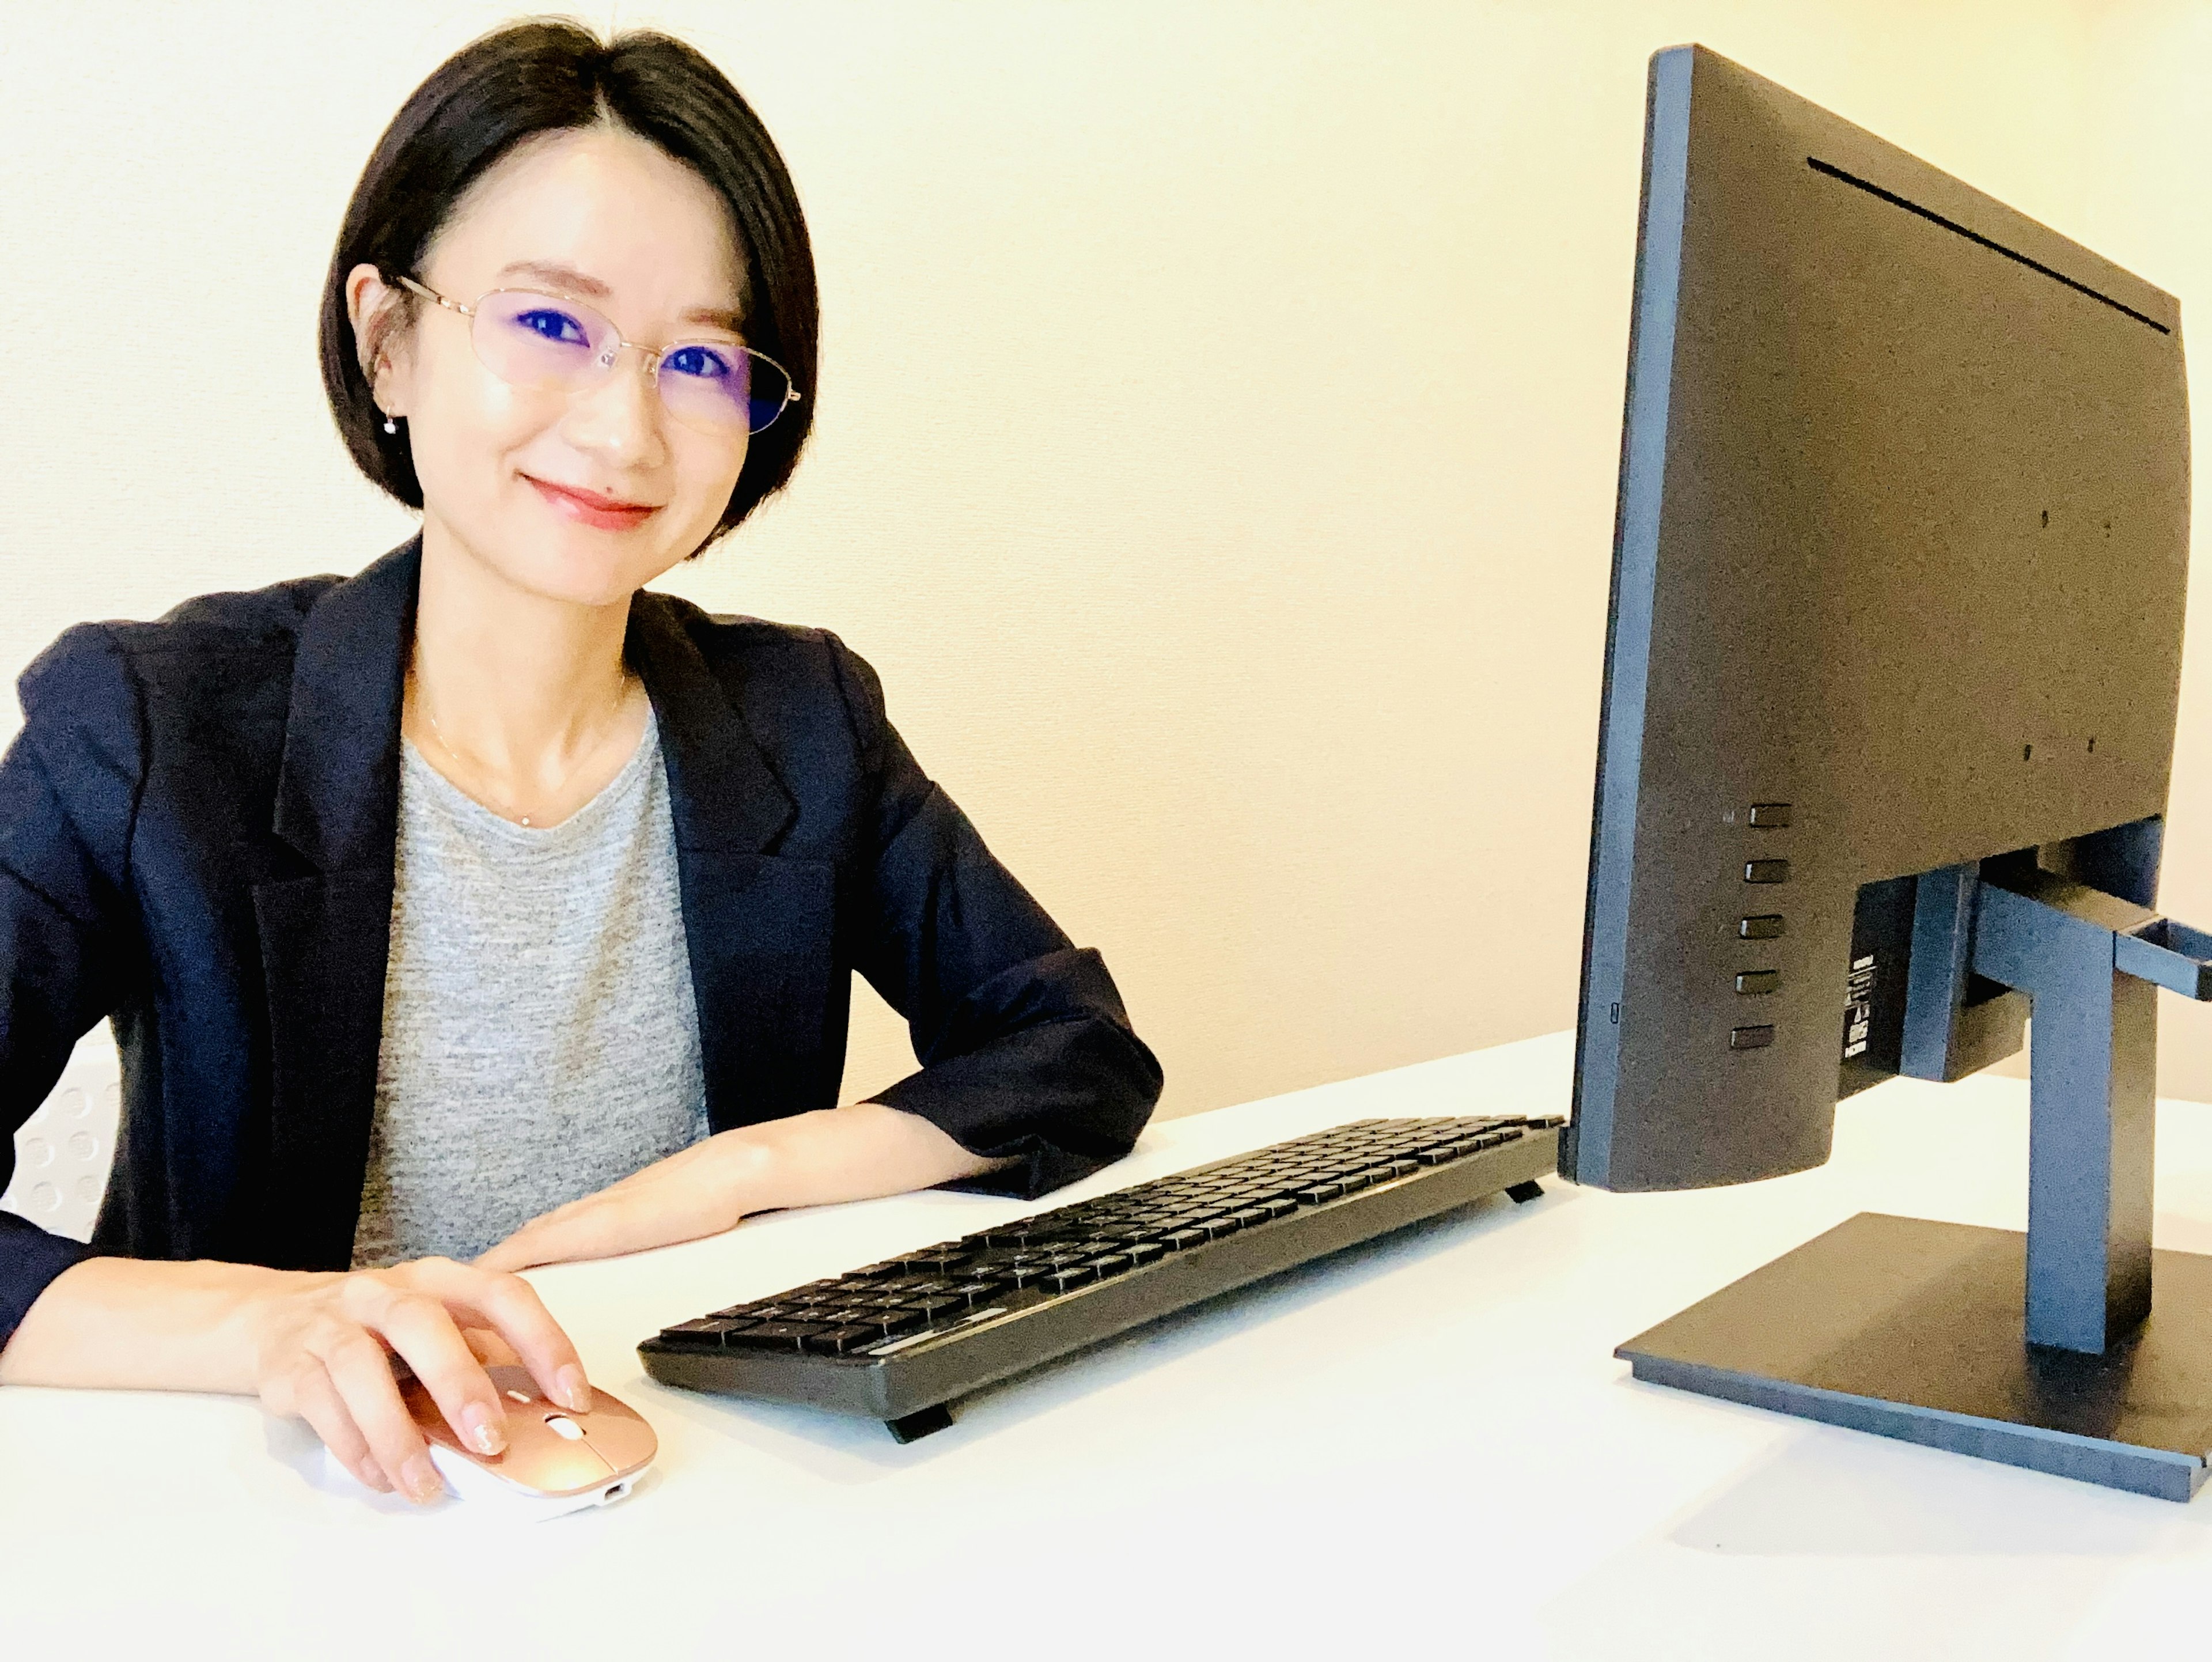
[{"xmin": 393, "ymin": 273, "xmax": 802, "ymax": 434}]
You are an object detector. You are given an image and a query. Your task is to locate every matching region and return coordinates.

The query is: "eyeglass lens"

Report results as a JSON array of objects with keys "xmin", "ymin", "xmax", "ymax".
[{"xmin": 469, "ymin": 290, "xmax": 794, "ymax": 436}]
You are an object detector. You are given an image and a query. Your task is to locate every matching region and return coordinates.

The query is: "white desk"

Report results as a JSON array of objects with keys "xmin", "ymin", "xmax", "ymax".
[{"xmin": 10, "ymin": 1031, "xmax": 2212, "ymax": 1660}]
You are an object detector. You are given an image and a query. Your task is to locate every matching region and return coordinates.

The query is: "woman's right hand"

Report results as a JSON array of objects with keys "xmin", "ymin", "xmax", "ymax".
[
  {"xmin": 243, "ymin": 1255, "xmax": 590, "ymax": 1503},
  {"xmin": 0, "ymin": 1252, "xmax": 590, "ymax": 1506}
]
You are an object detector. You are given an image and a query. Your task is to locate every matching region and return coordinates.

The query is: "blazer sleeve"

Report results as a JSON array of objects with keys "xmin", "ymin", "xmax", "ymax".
[
  {"xmin": 825, "ymin": 635, "xmax": 1163, "ymax": 1199},
  {"xmin": 0, "ymin": 626, "xmax": 141, "ymax": 1348}
]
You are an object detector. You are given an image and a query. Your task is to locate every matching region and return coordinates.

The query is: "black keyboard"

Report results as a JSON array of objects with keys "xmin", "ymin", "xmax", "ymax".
[{"xmin": 639, "ymin": 1113, "xmax": 1563, "ymax": 1440}]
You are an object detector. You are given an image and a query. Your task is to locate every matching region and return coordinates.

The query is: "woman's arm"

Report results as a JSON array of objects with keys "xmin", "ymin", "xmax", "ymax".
[
  {"xmin": 0, "ymin": 626, "xmax": 142, "ymax": 1343},
  {"xmin": 474, "ymin": 627, "xmax": 1162, "ymax": 1273},
  {"xmin": 828, "ymin": 633, "xmax": 1165, "ymax": 1195},
  {"xmin": 0, "ymin": 1254, "xmax": 592, "ymax": 1504},
  {"xmin": 474, "ymin": 1101, "xmax": 1014, "ymax": 1271}
]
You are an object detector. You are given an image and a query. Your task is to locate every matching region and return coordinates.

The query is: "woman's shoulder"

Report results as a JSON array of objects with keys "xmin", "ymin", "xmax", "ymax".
[
  {"xmin": 25, "ymin": 574, "xmax": 338, "ymax": 693},
  {"xmin": 17, "ymin": 574, "xmax": 342, "ymax": 769},
  {"xmin": 640, "ymin": 592, "xmax": 888, "ymax": 736}
]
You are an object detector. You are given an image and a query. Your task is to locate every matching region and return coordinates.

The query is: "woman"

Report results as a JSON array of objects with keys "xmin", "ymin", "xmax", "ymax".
[{"xmin": 0, "ymin": 22, "xmax": 1160, "ymax": 1504}]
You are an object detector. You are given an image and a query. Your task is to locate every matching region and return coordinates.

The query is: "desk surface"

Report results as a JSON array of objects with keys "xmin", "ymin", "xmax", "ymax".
[{"xmin": 12, "ymin": 1032, "xmax": 2212, "ymax": 1660}]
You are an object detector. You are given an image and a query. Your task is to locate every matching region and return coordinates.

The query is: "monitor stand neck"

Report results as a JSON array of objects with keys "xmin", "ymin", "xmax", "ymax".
[{"xmin": 1964, "ymin": 869, "xmax": 2212, "ymax": 1353}]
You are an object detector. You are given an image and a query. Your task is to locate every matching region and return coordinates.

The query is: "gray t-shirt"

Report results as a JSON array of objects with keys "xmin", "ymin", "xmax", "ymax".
[{"xmin": 351, "ymin": 709, "xmax": 710, "ymax": 1269}]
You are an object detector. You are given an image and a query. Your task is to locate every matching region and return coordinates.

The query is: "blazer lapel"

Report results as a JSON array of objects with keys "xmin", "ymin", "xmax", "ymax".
[
  {"xmin": 252, "ymin": 539, "xmax": 417, "ymax": 1270},
  {"xmin": 627, "ymin": 597, "xmax": 842, "ymax": 1131}
]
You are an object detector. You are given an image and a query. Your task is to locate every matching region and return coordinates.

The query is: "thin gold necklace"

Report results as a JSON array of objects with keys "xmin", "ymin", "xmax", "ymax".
[{"xmin": 415, "ymin": 672, "xmax": 635, "ymax": 828}]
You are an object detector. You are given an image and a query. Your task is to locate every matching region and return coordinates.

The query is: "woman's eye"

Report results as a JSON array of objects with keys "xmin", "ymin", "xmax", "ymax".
[
  {"xmin": 514, "ymin": 309, "xmax": 589, "ymax": 345},
  {"xmin": 664, "ymin": 344, "xmax": 735, "ymax": 380}
]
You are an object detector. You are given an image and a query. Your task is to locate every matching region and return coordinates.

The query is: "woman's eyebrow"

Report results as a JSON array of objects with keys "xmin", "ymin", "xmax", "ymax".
[{"xmin": 494, "ymin": 259, "xmax": 743, "ymax": 332}]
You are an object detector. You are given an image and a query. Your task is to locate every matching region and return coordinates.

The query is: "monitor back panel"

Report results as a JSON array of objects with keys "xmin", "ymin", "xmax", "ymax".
[{"xmin": 1568, "ymin": 46, "xmax": 2190, "ymax": 1192}]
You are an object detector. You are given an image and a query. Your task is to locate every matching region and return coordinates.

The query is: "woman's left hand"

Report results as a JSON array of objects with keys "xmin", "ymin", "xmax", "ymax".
[
  {"xmin": 474, "ymin": 1133, "xmax": 763, "ymax": 1272},
  {"xmin": 473, "ymin": 1104, "xmax": 1011, "ymax": 1273}
]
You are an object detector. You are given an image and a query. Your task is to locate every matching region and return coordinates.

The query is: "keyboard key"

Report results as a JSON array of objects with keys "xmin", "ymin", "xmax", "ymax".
[
  {"xmin": 1122, "ymin": 1241, "xmax": 1168, "ymax": 1267},
  {"xmin": 660, "ymin": 1318, "xmax": 753, "ymax": 1345},
  {"xmin": 726, "ymin": 1323, "xmax": 827, "ymax": 1349},
  {"xmin": 1230, "ymin": 1208, "xmax": 1273, "ymax": 1228},
  {"xmin": 801, "ymin": 1326, "xmax": 880, "ymax": 1355},
  {"xmin": 863, "ymin": 1309, "xmax": 928, "ymax": 1337},
  {"xmin": 1043, "ymin": 1265, "xmax": 1096, "ymax": 1291},
  {"xmin": 1161, "ymin": 1228, "xmax": 1211, "ymax": 1251},
  {"xmin": 895, "ymin": 1250, "xmax": 971, "ymax": 1273}
]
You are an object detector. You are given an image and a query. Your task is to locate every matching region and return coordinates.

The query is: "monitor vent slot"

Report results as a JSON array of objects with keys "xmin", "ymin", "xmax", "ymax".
[{"xmin": 1806, "ymin": 157, "xmax": 2168, "ymax": 335}]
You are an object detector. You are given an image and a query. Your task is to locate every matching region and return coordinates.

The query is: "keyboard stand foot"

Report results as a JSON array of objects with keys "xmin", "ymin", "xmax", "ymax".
[
  {"xmin": 1505, "ymin": 1179, "xmax": 1545, "ymax": 1204},
  {"xmin": 885, "ymin": 1404, "xmax": 955, "ymax": 1443}
]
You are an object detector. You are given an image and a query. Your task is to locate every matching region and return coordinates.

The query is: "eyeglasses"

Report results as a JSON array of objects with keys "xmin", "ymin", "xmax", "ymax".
[{"xmin": 395, "ymin": 274, "xmax": 801, "ymax": 438}]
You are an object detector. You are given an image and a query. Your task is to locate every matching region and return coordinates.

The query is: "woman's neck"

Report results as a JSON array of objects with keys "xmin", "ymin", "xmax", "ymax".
[{"xmin": 403, "ymin": 520, "xmax": 649, "ymax": 826}]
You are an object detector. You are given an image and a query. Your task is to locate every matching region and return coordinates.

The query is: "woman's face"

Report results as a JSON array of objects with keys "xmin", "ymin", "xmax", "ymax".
[{"xmin": 352, "ymin": 125, "xmax": 751, "ymax": 609}]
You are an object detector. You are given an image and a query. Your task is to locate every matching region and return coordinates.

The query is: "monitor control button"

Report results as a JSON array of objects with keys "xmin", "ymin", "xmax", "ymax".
[
  {"xmin": 1744, "ymin": 859, "xmax": 1790, "ymax": 884},
  {"xmin": 1738, "ymin": 915, "xmax": 1785, "ymax": 940},
  {"xmin": 1748, "ymin": 802, "xmax": 1793, "ymax": 827},
  {"xmin": 1736, "ymin": 970, "xmax": 1779, "ymax": 994},
  {"xmin": 1730, "ymin": 1025, "xmax": 1776, "ymax": 1050}
]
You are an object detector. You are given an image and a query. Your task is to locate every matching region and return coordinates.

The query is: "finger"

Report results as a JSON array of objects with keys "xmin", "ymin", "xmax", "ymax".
[
  {"xmin": 460, "ymin": 1325, "xmax": 521, "ymax": 1367},
  {"xmin": 471, "ymin": 1233, "xmax": 540, "ymax": 1274},
  {"xmin": 308, "ymin": 1320, "xmax": 442, "ymax": 1505},
  {"xmin": 289, "ymin": 1360, "xmax": 387, "ymax": 1493},
  {"xmin": 392, "ymin": 1258, "xmax": 590, "ymax": 1413},
  {"xmin": 494, "ymin": 1188, "xmax": 713, "ymax": 1269},
  {"xmin": 354, "ymin": 1282, "xmax": 510, "ymax": 1459}
]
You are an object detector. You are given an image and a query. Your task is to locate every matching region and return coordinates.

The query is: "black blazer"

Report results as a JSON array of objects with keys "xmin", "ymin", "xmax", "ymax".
[{"xmin": 0, "ymin": 540, "xmax": 1161, "ymax": 1343}]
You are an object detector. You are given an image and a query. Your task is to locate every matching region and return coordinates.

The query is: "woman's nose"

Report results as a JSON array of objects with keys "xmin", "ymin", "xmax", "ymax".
[{"xmin": 561, "ymin": 346, "xmax": 668, "ymax": 469}]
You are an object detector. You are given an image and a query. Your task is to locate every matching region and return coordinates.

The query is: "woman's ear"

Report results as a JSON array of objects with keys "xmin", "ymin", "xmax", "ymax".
[{"xmin": 345, "ymin": 262, "xmax": 412, "ymax": 419}]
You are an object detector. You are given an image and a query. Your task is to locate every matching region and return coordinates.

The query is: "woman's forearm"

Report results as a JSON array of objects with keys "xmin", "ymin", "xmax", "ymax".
[
  {"xmin": 475, "ymin": 1103, "xmax": 1016, "ymax": 1271},
  {"xmin": 725, "ymin": 1101, "xmax": 1014, "ymax": 1214},
  {"xmin": 0, "ymin": 1256, "xmax": 307, "ymax": 1392}
]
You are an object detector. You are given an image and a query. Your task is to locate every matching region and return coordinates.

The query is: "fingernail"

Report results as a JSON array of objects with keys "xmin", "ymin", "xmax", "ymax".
[
  {"xmin": 402, "ymin": 1454, "xmax": 444, "ymax": 1504},
  {"xmin": 557, "ymin": 1365, "xmax": 590, "ymax": 1412},
  {"xmin": 463, "ymin": 1403, "xmax": 507, "ymax": 1456},
  {"xmin": 356, "ymin": 1457, "xmax": 389, "ymax": 1491}
]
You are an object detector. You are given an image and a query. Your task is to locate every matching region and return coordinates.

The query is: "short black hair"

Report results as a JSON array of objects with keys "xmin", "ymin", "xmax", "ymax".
[{"xmin": 319, "ymin": 19, "xmax": 818, "ymax": 548}]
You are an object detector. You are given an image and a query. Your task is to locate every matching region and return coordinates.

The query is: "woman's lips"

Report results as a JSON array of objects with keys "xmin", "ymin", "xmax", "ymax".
[{"xmin": 526, "ymin": 475, "xmax": 661, "ymax": 531}]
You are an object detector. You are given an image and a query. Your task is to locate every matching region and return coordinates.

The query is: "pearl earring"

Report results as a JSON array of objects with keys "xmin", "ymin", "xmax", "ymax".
[{"xmin": 382, "ymin": 414, "xmax": 398, "ymax": 435}]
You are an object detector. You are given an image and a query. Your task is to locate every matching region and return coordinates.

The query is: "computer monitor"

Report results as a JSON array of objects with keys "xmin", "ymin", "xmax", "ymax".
[
  {"xmin": 1567, "ymin": 44, "xmax": 2188, "ymax": 1191},
  {"xmin": 1564, "ymin": 46, "xmax": 2212, "ymax": 1500}
]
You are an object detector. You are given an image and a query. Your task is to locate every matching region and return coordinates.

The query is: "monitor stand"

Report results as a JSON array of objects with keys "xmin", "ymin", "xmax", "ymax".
[{"xmin": 1616, "ymin": 857, "xmax": 2212, "ymax": 1500}]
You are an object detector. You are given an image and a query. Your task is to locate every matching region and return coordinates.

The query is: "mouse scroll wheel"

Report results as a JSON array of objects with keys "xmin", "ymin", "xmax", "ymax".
[
  {"xmin": 505, "ymin": 1389, "xmax": 532, "ymax": 1404},
  {"xmin": 544, "ymin": 1414, "xmax": 587, "ymax": 1441}
]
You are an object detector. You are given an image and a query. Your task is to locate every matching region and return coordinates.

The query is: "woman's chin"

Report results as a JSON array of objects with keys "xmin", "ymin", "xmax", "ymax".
[{"xmin": 483, "ymin": 540, "xmax": 676, "ymax": 611}]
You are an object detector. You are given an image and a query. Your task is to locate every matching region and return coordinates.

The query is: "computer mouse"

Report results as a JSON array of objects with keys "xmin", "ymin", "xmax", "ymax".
[{"xmin": 400, "ymin": 1362, "xmax": 658, "ymax": 1509}]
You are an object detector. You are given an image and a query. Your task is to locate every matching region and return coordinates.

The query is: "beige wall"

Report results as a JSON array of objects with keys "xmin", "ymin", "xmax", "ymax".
[{"xmin": 5, "ymin": 2, "xmax": 2210, "ymax": 1119}]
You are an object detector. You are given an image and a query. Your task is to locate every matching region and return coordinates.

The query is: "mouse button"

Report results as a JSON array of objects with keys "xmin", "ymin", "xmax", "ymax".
[
  {"xmin": 482, "ymin": 1363, "xmax": 539, "ymax": 1401},
  {"xmin": 492, "ymin": 1421, "xmax": 618, "ymax": 1495},
  {"xmin": 578, "ymin": 1396, "xmax": 659, "ymax": 1474}
]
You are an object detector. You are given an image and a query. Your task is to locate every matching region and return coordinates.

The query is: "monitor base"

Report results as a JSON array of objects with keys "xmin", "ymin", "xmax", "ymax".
[{"xmin": 1617, "ymin": 1212, "xmax": 2212, "ymax": 1501}]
